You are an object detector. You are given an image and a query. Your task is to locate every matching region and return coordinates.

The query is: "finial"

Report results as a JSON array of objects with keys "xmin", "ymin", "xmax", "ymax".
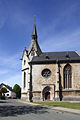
[{"xmin": 32, "ymin": 17, "xmax": 37, "ymax": 40}]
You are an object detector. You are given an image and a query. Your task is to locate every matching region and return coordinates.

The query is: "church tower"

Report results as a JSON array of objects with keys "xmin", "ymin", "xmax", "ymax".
[
  {"xmin": 21, "ymin": 23, "xmax": 42, "ymax": 101},
  {"xmin": 28, "ymin": 23, "xmax": 42, "ymax": 60}
]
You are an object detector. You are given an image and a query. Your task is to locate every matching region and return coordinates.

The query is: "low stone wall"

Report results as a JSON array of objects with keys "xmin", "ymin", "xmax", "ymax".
[
  {"xmin": 55, "ymin": 90, "xmax": 80, "ymax": 101},
  {"xmin": 32, "ymin": 92, "xmax": 42, "ymax": 102}
]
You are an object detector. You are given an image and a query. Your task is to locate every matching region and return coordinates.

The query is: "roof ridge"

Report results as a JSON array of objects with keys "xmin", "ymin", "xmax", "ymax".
[{"xmin": 43, "ymin": 51, "xmax": 75, "ymax": 54}]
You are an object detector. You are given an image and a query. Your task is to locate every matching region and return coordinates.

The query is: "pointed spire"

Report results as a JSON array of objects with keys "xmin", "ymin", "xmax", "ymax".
[
  {"xmin": 32, "ymin": 24, "xmax": 37, "ymax": 36},
  {"xmin": 32, "ymin": 18, "xmax": 37, "ymax": 41}
]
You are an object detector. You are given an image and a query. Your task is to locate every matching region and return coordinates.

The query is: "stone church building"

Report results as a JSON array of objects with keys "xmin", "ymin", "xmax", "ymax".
[{"xmin": 21, "ymin": 24, "xmax": 80, "ymax": 101}]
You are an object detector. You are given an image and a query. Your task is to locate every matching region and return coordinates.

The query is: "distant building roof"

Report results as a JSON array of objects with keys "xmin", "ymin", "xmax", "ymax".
[
  {"xmin": 0, "ymin": 83, "xmax": 15, "ymax": 93},
  {"xmin": 31, "ymin": 51, "xmax": 80, "ymax": 64}
]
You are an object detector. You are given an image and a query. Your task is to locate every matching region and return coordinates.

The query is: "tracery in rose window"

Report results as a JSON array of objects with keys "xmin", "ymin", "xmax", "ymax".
[{"xmin": 42, "ymin": 69, "xmax": 51, "ymax": 78}]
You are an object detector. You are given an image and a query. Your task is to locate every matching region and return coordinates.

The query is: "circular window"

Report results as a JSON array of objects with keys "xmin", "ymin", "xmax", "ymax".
[{"xmin": 41, "ymin": 69, "xmax": 51, "ymax": 78}]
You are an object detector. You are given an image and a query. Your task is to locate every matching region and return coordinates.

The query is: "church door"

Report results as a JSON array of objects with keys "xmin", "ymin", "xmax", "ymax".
[
  {"xmin": 45, "ymin": 92, "xmax": 50, "ymax": 100},
  {"xmin": 42, "ymin": 86, "xmax": 51, "ymax": 101}
]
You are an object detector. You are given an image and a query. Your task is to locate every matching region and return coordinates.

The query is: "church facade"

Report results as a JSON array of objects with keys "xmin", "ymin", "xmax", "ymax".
[{"xmin": 21, "ymin": 24, "xmax": 80, "ymax": 101}]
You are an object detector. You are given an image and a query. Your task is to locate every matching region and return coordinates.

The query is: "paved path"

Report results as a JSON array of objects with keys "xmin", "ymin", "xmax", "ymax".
[
  {"xmin": 19, "ymin": 100, "xmax": 80, "ymax": 115},
  {"xmin": 0, "ymin": 99, "xmax": 80, "ymax": 120}
]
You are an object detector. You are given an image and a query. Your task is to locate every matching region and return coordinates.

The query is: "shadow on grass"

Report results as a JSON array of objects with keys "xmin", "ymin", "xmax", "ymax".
[{"xmin": 0, "ymin": 104, "xmax": 48, "ymax": 117}]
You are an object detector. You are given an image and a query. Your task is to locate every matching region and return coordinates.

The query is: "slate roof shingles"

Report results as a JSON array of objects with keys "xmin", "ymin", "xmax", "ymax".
[{"xmin": 31, "ymin": 51, "xmax": 80, "ymax": 63}]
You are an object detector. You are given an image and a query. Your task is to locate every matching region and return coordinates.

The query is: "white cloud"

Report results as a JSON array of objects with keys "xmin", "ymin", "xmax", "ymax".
[
  {"xmin": 0, "ymin": 52, "xmax": 22, "ymax": 69},
  {"xmin": 0, "ymin": 52, "xmax": 22, "ymax": 87},
  {"xmin": 1, "ymin": 73, "xmax": 21, "ymax": 87},
  {"xmin": 0, "ymin": 70, "xmax": 9, "ymax": 75},
  {"xmin": 40, "ymin": 28, "xmax": 80, "ymax": 53}
]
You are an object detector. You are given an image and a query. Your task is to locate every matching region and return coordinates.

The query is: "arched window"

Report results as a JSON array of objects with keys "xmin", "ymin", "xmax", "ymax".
[
  {"xmin": 63, "ymin": 64, "xmax": 72, "ymax": 89},
  {"xmin": 24, "ymin": 72, "xmax": 26, "ymax": 88}
]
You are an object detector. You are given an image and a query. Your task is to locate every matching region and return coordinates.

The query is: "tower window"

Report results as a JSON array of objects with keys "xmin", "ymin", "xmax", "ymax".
[
  {"xmin": 24, "ymin": 72, "xmax": 26, "ymax": 88},
  {"xmin": 63, "ymin": 64, "xmax": 72, "ymax": 89}
]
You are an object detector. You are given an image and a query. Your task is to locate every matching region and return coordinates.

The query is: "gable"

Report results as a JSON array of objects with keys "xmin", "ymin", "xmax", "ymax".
[
  {"xmin": 22, "ymin": 49, "xmax": 28, "ymax": 60},
  {"xmin": 0, "ymin": 83, "xmax": 15, "ymax": 93},
  {"xmin": 28, "ymin": 40, "xmax": 42, "ymax": 56}
]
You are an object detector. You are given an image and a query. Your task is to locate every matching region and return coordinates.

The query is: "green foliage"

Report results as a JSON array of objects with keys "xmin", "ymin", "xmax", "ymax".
[
  {"xmin": 1, "ymin": 87, "xmax": 7, "ymax": 93},
  {"xmin": 13, "ymin": 84, "xmax": 21, "ymax": 99}
]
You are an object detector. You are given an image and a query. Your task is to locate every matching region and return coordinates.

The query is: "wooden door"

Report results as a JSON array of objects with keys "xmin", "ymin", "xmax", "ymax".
[{"xmin": 45, "ymin": 92, "xmax": 50, "ymax": 100}]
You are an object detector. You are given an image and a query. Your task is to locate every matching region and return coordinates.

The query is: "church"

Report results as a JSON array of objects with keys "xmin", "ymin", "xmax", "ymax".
[{"xmin": 21, "ymin": 23, "xmax": 80, "ymax": 101}]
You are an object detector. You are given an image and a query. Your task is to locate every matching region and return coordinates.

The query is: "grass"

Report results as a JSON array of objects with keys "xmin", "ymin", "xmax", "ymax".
[{"xmin": 34, "ymin": 101, "xmax": 80, "ymax": 110}]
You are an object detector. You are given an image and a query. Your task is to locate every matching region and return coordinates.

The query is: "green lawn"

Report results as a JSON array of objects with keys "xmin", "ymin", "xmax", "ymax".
[{"xmin": 34, "ymin": 101, "xmax": 80, "ymax": 110}]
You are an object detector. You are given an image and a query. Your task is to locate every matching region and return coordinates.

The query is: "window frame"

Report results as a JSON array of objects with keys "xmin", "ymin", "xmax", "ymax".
[
  {"xmin": 63, "ymin": 64, "xmax": 72, "ymax": 89},
  {"xmin": 41, "ymin": 68, "xmax": 51, "ymax": 78}
]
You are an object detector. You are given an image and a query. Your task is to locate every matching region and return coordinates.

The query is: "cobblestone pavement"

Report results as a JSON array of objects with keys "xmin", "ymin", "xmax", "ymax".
[{"xmin": 0, "ymin": 99, "xmax": 80, "ymax": 120}]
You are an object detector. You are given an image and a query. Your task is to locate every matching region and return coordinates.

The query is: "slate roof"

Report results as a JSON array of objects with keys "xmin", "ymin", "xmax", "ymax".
[{"xmin": 31, "ymin": 51, "xmax": 80, "ymax": 64}]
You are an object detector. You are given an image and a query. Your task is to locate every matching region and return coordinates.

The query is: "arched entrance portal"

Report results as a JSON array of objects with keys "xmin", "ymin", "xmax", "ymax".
[{"xmin": 42, "ymin": 86, "xmax": 51, "ymax": 101}]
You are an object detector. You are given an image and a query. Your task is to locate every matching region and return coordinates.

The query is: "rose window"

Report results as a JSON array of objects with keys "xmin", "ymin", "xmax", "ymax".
[{"xmin": 41, "ymin": 69, "xmax": 51, "ymax": 78}]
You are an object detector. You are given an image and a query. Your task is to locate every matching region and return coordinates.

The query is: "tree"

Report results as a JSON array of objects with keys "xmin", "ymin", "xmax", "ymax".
[{"xmin": 13, "ymin": 84, "xmax": 21, "ymax": 98}]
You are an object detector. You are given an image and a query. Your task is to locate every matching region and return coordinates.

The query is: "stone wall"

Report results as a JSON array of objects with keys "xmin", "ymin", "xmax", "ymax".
[
  {"xmin": 31, "ymin": 63, "xmax": 80, "ymax": 101},
  {"xmin": 60, "ymin": 63, "xmax": 80, "ymax": 90},
  {"xmin": 32, "ymin": 64, "xmax": 56, "ymax": 89},
  {"xmin": 32, "ymin": 64, "xmax": 58, "ymax": 101}
]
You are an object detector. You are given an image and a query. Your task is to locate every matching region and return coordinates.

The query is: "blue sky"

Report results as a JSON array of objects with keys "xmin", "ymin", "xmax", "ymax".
[{"xmin": 0, "ymin": 0, "xmax": 80, "ymax": 87}]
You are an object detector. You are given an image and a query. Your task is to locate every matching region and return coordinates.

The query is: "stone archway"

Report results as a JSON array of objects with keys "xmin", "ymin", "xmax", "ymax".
[{"xmin": 42, "ymin": 86, "xmax": 51, "ymax": 101}]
